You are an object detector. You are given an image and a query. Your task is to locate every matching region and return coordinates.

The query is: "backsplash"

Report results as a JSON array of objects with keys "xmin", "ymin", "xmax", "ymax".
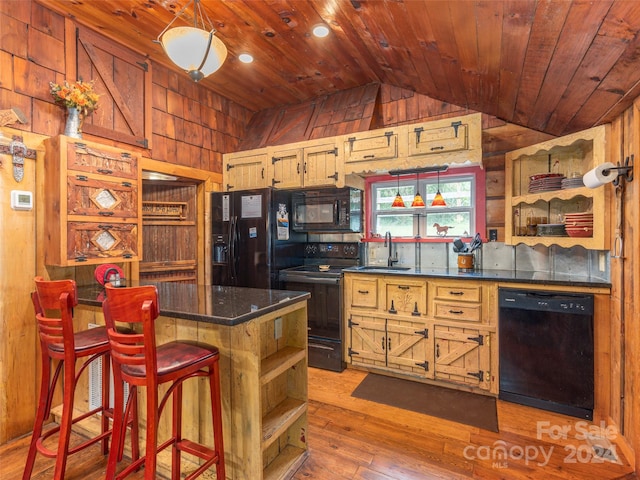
[{"xmin": 364, "ymin": 240, "xmax": 610, "ymax": 281}]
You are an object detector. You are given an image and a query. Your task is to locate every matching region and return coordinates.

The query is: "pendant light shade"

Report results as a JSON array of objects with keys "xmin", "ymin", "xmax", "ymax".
[
  {"xmin": 392, "ymin": 174, "xmax": 405, "ymax": 208},
  {"xmin": 411, "ymin": 173, "xmax": 425, "ymax": 208},
  {"xmin": 411, "ymin": 192, "xmax": 426, "ymax": 208},
  {"xmin": 156, "ymin": 0, "xmax": 227, "ymax": 82},
  {"xmin": 431, "ymin": 170, "xmax": 447, "ymax": 207}
]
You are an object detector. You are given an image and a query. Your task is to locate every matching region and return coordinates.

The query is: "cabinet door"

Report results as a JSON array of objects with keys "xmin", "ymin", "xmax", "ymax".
[
  {"xmin": 385, "ymin": 317, "xmax": 432, "ymax": 378},
  {"xmin": 344, "ymin": 130, "xmax": 398, "ymax": 163},
  {"xmin": 408, "ymin": 122, "xmax": 468, "ymax": 156},
  {"xmin": 66, "ymin": 221, "xmax": 139, "ymax": 264},
  {"xmin": 66, "ymin": 136, "xmax": 138, "ymax": 180},
  {"xmin": 224, "ymin": 150, "xmax": 268, "ymax": 191},
  {"xmin": 433, "ymin": 325, "xmax": 491, "ymax": 391},
  {"xmin": 67, "ymin": 175, "xmax": 138, "ymax": 218},
  {"xmin": 272, "ymin": 147, "xmax": 303, "ymax": 189},
  {"xmin": 385, "ymin": 278, "xmax": 427, "ymax": 317},
  {"xmin": 303, "ymin": 143, "xmax": 339, "ymax": 187},
  {"xmin": 348, "ymin": 314, "xmax": 386, "ymax": 368}
]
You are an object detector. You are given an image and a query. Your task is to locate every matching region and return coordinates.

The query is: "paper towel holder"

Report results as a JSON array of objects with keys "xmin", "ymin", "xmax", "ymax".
[{"xmin": 607, "ymin": 155, "xmax": 634, "ymax": 186}]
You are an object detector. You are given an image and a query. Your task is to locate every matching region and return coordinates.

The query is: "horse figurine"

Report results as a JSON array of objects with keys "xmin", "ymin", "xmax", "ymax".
[{"xmin": 433, "ymin": 223, "xmax": 453, "ymax": 236}]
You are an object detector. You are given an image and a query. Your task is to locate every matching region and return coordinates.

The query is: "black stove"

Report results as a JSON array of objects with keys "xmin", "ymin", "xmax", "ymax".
[{"xmin": 279, "ymin": 242, "xmax": 360, "ymax": 372}]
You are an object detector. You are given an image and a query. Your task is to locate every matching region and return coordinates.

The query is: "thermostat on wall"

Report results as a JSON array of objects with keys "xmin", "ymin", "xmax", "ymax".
[{"xmin": 11, "ymin": 190, "xmax": 33, "ymax": 210}]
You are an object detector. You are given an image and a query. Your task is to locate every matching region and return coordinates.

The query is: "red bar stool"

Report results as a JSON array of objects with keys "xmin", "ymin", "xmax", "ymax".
[
  {"xmin": 103, "ymin": 283, "xmax": 225, "ymax": 480},
  {"xmin": 23, "ymin": 277, "xmax": 138, "ymax": 480}
]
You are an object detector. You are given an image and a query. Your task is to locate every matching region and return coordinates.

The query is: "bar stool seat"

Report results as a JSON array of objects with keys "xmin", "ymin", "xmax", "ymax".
[
  {"xmin": 103, "ymin": 283, "xmax": 225, "ymax": 480},
  {"xmin": 23, "ymin": 276, "xmax": 138, "ymax": 480}
]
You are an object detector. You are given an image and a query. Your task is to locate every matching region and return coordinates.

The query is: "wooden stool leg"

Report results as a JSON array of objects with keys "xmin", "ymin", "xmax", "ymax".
[
  {"xmin": 53, "ymin": 359, "xmax": 76, "ymax": 480},
  {"xmin": 22, "ymin": 357, "xmax": 53, "ymax": 480},
  {"xmin": 106, "ymin": 373, "xmax": 126, "ymax": 480},
  {"xmin": 101, "ymin": 352, "xmax": 111, "ymax": 454},
  {"xmin": 172, "ymin": 384, "xmax": 183, "ymax": 480},
  {"xmin": 209, "ymin": 361, "xmax": 225, "ymax": 480},
  {"xmin": 144, "ymin": 388, "xmax": 159, "ymax": 480}
]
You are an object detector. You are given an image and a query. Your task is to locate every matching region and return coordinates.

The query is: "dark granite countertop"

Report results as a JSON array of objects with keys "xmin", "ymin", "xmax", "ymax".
[
  {"xmin": 77, "ymin": 283, "xmax": 310, "ymax": 326},
  {"xmin": 343, "ymin": 266, "xmax": 611, "ymax": 289}
]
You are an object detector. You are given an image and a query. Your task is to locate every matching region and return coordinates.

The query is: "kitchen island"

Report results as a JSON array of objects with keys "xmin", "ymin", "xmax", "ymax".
[{"xmin": 74, "ymin": 283, "xmax": 311, "ymax": 480}]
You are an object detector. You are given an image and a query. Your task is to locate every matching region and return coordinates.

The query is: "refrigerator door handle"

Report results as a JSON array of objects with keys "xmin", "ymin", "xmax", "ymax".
[
  {"xmin": 334, "ymin": 200, "xmax": 339, "ymax": 224},
  {"xmin": 230, "ymin": 215, "xmax": 237, "ymax": 283}
]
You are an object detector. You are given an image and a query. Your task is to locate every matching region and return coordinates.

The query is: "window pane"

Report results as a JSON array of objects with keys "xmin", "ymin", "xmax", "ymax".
[
  {"xmin": 376, "ymin": 214, "xmax": 414, "ymax": 236},
  {"xmin": 427, "ymin": 211, "xmax": 471, "ymax": 237},
  {"xmin": 426, "ymin": 179, "xmax": 472, "ymax": 207}
]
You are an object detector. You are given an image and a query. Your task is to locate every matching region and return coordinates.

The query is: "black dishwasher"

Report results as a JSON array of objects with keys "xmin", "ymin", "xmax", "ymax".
[{"xmin": 499, "ymin": 288, "xmax": 594, "ymax": 419}]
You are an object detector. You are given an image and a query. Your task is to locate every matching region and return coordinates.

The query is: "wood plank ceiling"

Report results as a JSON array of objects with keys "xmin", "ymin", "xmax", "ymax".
[{"xmin": 38, "ymin": 0, "xmax": 640, "ymax": 136}]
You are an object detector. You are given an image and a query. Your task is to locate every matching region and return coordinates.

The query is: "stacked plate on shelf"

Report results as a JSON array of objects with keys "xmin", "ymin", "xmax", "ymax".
[
  {"xmin": 528, "ymin": 173, "xmax": 565, "ymax": 193},
  {"xmin": 564, "ymin": 212, "xmax": 594, "ymax": 237},
  {"xmin": 561, "ymin": 176, "xmax": 585, "ymax": 189}
]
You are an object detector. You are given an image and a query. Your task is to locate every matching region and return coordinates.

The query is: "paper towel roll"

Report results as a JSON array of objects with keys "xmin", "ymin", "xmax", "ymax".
[{"xmin": 583, "ymin": 162, "xmax": 617, "ymax": 188}]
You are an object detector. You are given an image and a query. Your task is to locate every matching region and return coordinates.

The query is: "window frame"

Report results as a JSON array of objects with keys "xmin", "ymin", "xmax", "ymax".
[{"xmin": 364, "ymin": 166, "xmax": 486, "ymax": 242}]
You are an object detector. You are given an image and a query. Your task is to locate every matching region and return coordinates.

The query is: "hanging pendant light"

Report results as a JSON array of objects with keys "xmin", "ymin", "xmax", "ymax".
[
  {"xmin": 391, "ymin": 174, "xmax": 405, "ymax": 208},
  {"xmin": 431, "ymin": 170, "xmax": 447, "ymax": 207},
  {"xmin": 411, "ymin": 173, "xmax": 425, "ymax": 208},
  {"xmin": 156, "ymin": 0, "xmax": 227, "ymax": 82}
]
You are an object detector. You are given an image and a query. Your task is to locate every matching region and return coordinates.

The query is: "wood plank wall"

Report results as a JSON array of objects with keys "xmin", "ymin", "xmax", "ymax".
[{"xmin": 0, "ymin": 0, "xmax": 251, "ymax": 444}]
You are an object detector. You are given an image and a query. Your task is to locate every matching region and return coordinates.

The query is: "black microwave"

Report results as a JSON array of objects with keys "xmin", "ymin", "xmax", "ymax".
[{"xmin": 291, "ymin": 187, "xmax": 362, "ymax": 232}]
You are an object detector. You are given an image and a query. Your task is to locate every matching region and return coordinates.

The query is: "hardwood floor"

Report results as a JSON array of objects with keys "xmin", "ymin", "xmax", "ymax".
[{"xmin": 2, "ymin": 367, "xmax": 636, "ymax": 480}]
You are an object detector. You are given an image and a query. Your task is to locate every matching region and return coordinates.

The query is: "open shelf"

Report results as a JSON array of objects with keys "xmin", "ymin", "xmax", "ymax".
[
  {"xmin": 260, "ymin": 346, "xmax": 306, "ymax": 385},
  {"xmin": 263, "ymin": 445, "xmax": 308, "ymax": 480},
  {"xmin": 261, "ymin": 397, "xmax": 307, "ymax": 450}
]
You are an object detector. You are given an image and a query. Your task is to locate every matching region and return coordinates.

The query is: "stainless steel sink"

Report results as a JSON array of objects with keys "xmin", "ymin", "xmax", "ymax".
[{"xmin": 357, "ymin": 266, "xmax": 411, "ymax": 271}]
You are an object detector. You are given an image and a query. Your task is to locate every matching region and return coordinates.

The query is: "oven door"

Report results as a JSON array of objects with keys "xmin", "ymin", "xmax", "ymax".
[
  {"xmin": 281, "ymin": 276, "xmax": 341, "ymax": 339},
  {"xmin": 281, "ymin": 275, "xmax": 345, "ymax": 372}
]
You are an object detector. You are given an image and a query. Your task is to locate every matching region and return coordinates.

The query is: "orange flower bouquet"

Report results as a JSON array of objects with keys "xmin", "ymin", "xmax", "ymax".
[{"xmin": 49, "ymin": 80, "xmax": 100, "ymax": 116}]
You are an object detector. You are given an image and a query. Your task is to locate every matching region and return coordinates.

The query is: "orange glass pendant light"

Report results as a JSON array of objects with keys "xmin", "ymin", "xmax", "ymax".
[
  {"xmin": 411, "ymin": 173, "xmax": 425, "ymax": 208},
  {"xmin": 392, "ymin": 175, "xmax": 405, "ymax": 208},
  {"xmin": 431, "ymin": 170, "xmax": 447, "ymax": 207}
]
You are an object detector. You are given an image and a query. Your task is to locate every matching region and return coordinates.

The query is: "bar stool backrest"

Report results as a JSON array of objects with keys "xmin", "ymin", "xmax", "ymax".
[
  {"xmin": 33, "ymin": 276, "xmax": 78, "ymax": 353},
  {"xmin": 102, "ymin": 284, "xmax": 160, "ymax": 385}
]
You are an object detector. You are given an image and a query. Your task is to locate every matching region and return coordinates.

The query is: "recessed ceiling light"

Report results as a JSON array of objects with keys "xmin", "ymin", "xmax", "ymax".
[
  {"xmin": 312, "ymin": 23, "xmax": 330, "ymax": 38},
  {"xmin": 239, "ymin": 53, "xmax": 254, "ymax": 63}
]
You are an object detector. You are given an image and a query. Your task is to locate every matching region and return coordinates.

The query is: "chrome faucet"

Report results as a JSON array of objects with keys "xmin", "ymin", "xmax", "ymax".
[{"xmin": 384, "ymin": 231, "xmax": 398, "ymax": 267}]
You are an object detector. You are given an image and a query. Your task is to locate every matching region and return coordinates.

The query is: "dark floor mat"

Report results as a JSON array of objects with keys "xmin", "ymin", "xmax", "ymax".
[{"xmin": 351, "ymin": 373, "xmax": 499, "ymax": 432}]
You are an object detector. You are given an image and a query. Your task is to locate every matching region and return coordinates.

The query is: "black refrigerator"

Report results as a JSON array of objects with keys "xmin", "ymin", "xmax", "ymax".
[{"xmin": 211, "ymin": 188, "xmax": 304, "ymax": 289}]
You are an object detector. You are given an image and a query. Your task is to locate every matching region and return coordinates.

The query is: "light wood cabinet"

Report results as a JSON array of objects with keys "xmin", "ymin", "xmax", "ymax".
[
  {"xmin": 223, "ymin": 148, "xmax": 269, "ymax": 191},
  {"xmin": 384, "ymin": 277, "xmax": 427, "ymax": 317},
  {"xmin": 505, "ymin": 124, "xmax": 610, "ymax": 249},
  {"xmin": 407, "ymin": 113, "xmax": 482, "ymax": 167},
  {"xmin": 44, "ymin": 135, "xmax": 141, "ymax": 266},
  {"xmin": 344, "ymin": 273, "xmax": 497, "ymax": 393},
  {"xmin": 433, "ymin": 324, "xmax": 491, "ymax": 390},
  {"xmin": 343, "ymin": 128, "xmax": 399, "ymax": 171},
  {"xmin": 271, "ymin": 140, "xmax": 345, "ymax": 189}
]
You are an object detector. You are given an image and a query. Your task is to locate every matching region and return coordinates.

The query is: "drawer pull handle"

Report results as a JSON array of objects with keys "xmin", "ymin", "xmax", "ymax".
[
  {"xmin": 398, "ymin": 285, "xmax": 410, "ymax": 290},
  {"xmin": 98, "ymin": 224, "xmax": 112, "ymax": 230},
  {"xmin": 357, "ymin": 290, "xmax": 369, "ymax": 294},
  {"xmin": 449, "ymin": 291, "xmax": 464, "ymax": 295},
  {"xmin": 430, "ymin": 145, "xmax": 445, "ymax": 151},
  {"xmin": 448, "ymin": 309, "xmax": 464, "ymax": 315},
  {"xmin": 97, "ymin": 168, "xmax": 113, "ymax": 175},
  {"xmin": 98, "ymin": 211, "xmax": 115, "ymax": 216},
  {"xmin": 364, "ymin": 154, "xmax": 375, "ymax": 159}
]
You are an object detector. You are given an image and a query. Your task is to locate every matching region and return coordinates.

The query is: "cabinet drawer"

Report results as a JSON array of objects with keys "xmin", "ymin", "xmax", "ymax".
[
  {"xmin": 434, "ymin": 284, "xmax": 481, "ymax": 303},
  {"xmin": 66, "ymin": 221, "xmax": 139, "ymax": 264},
  {"xmin": 66, "ymin": 140, "xmax": 138, "ymax": 179},
  {"xmin": 67, "ymin": 175, "xmax": 138, "ymax": 218},
  {"xmin": 433, "ymin": 301, "xmax": 481, "ymax": 322},
  {"xmin": 351, "ymin": 278, "xmax": 378, "ymax": 309}
]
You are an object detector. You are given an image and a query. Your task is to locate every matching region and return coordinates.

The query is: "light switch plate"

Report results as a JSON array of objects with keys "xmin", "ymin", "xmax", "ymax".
[{"xmin": 274, "ymin": 317, "xmax": 283, "ymax": 339}]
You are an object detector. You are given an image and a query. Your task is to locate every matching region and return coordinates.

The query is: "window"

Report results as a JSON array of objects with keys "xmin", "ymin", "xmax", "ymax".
[{"xmin": 367, "ymin": 166, "xmax": 485, "ymax": 239}]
